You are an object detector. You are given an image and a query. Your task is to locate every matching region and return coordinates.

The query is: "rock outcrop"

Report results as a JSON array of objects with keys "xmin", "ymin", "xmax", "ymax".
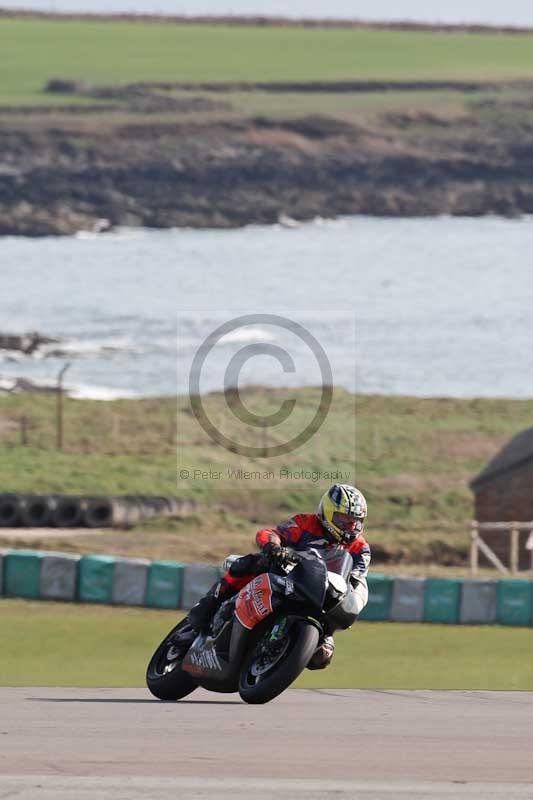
[
  {"xmin": 0, "ymin": 333, "xmax": 58, "ymax": 354},
  {"xmin": 1, "ymin": 95, "xmax": 532, "ymax": 236}
]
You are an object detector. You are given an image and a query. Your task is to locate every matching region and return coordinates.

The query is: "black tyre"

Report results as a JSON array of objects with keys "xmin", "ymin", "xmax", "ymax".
[
  {"xmin": 238, "ymin": 619, "xmax": 319, "ymax": 705},
  {"xmin": 146, "ymin": 619, "xmax": 198, "ymax": 701}
]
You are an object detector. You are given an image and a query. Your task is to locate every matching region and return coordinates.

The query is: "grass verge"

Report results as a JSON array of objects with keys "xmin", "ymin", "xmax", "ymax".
[
  {"xmin": 1, "ymin": 390, "xmax": 532, "ymax": 567},
  {"xmin": 1, "ymin": 599, "xmax": 531, "ymax": 690}
]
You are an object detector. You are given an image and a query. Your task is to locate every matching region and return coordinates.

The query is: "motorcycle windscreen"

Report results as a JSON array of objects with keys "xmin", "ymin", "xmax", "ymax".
[
  {"xmin": 320, "ymin": 547, "xmax": 353, "ymax": 582},
  {"xmin": 235, "ymin": 573, "xmax": 274, "ymax": 630}
]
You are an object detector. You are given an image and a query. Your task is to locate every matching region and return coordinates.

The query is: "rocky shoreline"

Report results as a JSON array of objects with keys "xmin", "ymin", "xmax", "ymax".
[
  {"xmin": 1, "ymin": 91, "xmax": 533, "ymax": 236},
  {"xmin": 0, "ymin": 332, "xmax": 58, "ymax": 354}
]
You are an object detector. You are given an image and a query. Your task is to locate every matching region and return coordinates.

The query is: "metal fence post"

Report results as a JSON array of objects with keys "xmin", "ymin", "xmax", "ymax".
[
  {"xmin": 470, "ymin": 521, "xmax": 479, "ymax": 576},
  {"xmin": 510, "ymin": 524, "xmax": 519, "ymax": 575},
  {"xmin": 56, "ymin": 362, "xmax": 71, "ymax": 451},
  {"xmin": 20, "ymin": 415, "xmax": 28, "ymax": 446}
]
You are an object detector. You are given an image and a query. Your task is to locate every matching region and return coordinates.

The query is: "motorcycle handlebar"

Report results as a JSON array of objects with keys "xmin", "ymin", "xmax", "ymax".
[
  {"xmin": 264, "ymin": 545, "xmax": 336, "ymax": 570},
  {"xmin": 263, "ymin": 547, "xmax": 301, "ymax": 569}
]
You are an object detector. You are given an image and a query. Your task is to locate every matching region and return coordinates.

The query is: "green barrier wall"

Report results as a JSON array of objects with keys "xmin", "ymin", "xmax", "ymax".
[
  {"xmin": 78, "ymin": 555, "xmax": 116, "ymax": 604},
  {"xmin": 40, "ymin": 552, "xmax": 80, "ymax": 602},
  {"xmin": 360, "ymin": 574, "xmax": 393, "ymax": 621},
  {"xmin": 4, "ymin": 546, "xmax": 533, "ymax": 628},
  {"xmin": 423, "ymin": 578, "xmax": 462, "ymax": 624},
  {"xmin": 496, "ymin": 579, "xmax": 533, "ymax": 626},
  {"xmin": 460, "ymin": 579, "xmax": 497, "ymax": 624},
  {"xmin": 390, "ymin": 577, "xmax": 425, "ymax": 622},
  {"xmin": 4, "ymin": 549, "xmax": 42, "ymax": 599},
  {"xmin": 112, "ymin": 558, "xmax": 150, "ymax": 606},
  {"xmin": 145, "ymin": 561, "xmax": 184, "ymax": 609}
]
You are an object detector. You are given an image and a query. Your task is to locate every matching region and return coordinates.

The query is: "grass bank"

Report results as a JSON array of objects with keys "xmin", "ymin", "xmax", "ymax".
[
  {"xmin": 3, "ymin": 18, "xmax": 533, "ymax": 105},
  {"xmin": 1, "ymin": 599, "xmax": 531, "ymax": 690},
  {"xmin": 0, "ymin": 390, "xmax": 531, "ymax": 567}
]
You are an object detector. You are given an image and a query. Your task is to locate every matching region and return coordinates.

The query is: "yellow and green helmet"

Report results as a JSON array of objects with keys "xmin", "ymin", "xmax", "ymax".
[{"xmin": 318, "ymin": 484, "xmax": 367, "ymax": 544}]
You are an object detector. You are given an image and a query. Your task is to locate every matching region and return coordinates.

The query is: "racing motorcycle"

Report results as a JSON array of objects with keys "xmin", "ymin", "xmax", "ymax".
[{"xmin": 146, "ymin": 546, "xmax": 360, "ymax": 705}]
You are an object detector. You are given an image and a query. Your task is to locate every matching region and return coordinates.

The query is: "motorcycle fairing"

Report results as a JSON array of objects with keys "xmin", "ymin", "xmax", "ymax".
[
  {"xmin": 181, "ymin": 573, "xmax": 289, "ymax": 690},
  {"xmin": 288, "ymin": 554, "xmax": 328, "ymax": 610},
  {"xmin": 235, "ymin": 573, "xmax": 274, "ymax": 630},
  {"xmin": 181, "ymin": 621, "xmax": 243, "ymax": 692}
]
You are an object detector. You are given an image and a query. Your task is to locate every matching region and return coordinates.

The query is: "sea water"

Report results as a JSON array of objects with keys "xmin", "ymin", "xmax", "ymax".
[{"xmin": 1, "ymin": 216, "xmax": 533, "ymax": 399}]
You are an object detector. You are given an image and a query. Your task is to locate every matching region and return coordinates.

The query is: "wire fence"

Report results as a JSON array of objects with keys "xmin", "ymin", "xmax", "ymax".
[{"xmin": 0, "ymin": 399, "xmax": 177, "ymax": 455}]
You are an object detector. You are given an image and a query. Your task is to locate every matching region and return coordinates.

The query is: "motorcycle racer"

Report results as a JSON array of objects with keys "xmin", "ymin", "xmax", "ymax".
[{"xmin": 187, "ymin": 484, "xmax": 370, "ymax": 670}]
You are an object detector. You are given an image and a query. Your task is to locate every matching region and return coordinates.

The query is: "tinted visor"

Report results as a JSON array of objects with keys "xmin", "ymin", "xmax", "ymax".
[{"xmin": 332, "ymin": 512, "xmax": 364, "ymax": 535}]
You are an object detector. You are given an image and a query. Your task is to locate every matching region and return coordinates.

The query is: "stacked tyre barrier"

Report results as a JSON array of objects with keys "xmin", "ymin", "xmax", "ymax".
[
  {"xmin": 0, "ymin": 494, "xmax": 193, "ymax": 529},
  {"xmin": 1, "ymin": 551, "xmax": 533, "ymax": 626}
]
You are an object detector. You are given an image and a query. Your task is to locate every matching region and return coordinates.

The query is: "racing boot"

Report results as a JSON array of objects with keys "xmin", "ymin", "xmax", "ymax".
[
  {"xmin": 187, "ymin": 554, "xmax": 265, "ymax": 633},
  {"xmin": 307, "ymin": 635, "xmax": 335, "ymax": 670},
  {"xmin": 187, "ymin": 579, "xmax": 231, "ymax": 633}
]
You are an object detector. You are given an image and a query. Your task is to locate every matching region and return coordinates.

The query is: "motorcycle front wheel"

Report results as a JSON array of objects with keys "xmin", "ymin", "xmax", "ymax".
[
  {"xmin": 238, "ymin": 618, "xmax": 319, "ymax": 705},
  {"xmin": 146, "ymin": 619, "xmax": 198, "ymax": 701}
]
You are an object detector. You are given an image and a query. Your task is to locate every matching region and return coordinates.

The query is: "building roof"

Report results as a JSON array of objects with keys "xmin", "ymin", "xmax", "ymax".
[{"xmin": 471, "ymin": 427, "xmax": 533, "ymax": 490}]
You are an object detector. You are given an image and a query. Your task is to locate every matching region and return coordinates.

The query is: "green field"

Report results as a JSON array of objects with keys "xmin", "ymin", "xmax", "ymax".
[
  {"xmin": 3, "ymin": 18, "xmax": 533, "ymax": 105},
  {"xmin": 0, "ymin": 390, "xmax": 531, "ymax": 566},
  {"xmin": 1, "ymin": 599, "xmax": 531, "ymax": 690}
]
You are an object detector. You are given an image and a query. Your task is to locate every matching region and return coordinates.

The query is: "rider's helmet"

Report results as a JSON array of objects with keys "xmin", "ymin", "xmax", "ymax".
[{"xmin": 318, "ymin": 484, "xmax": 367, "ymax": 545}]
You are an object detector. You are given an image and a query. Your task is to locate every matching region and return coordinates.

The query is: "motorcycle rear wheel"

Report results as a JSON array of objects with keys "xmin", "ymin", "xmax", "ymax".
[
  {"xmin": 146, "ymin": 619, "xmax": 198, "ymax": 701},
  {"xmin": 238, "ymin": 619, "xmax": 319, "ymax": 705}
]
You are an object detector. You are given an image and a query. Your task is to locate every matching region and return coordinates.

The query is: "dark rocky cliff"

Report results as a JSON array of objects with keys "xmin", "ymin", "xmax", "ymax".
[{"xmin": 1, "ymin": 102, "xmax": 532, "ymax": 236}]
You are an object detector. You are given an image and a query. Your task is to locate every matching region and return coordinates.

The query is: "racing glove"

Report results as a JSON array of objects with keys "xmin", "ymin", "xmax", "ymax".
[{"xmin": 263, "ymin": 542, "xmax": 292, "ymax": 566}]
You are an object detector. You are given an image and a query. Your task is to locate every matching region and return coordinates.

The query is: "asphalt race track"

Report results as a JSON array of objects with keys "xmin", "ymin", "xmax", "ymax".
[{"xmin": 1, "ymin": 688, "xmax": 532, "ymax": 799}]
